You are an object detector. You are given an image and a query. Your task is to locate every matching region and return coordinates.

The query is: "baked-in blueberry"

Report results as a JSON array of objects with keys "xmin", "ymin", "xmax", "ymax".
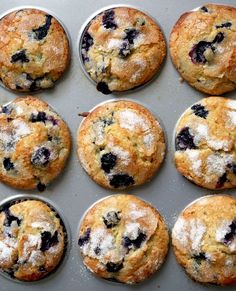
[
  {"xmin": 189, "ymin": 41, "xmax": 211, "ymax": 64},
  {"xmin": 212, "ymin": 32, "xmax": 224, "ymax": 44},
  {"xmin": 81, "ymin": 32, "xmax": 94, "ymax": 62},
  {"xmin": 119, "ymin": 41, "xmax": 131, "ymax": 58},
  {"xmin": 103, "ymin": 211, "xmax": 120, "ymax": 228},
  {"xmin": 100, "ymin": 115, "xmax": 114, "ymax": 127},
  {"xmin": 124, "ymin": 28, "xmax": 139, "ymax": 44},
  {"xmin": 1, "ymin": 104, "xmax": 12, "ymax": 115},
  {"xmin": 102, "ymin": 9, "xmax": 117, "ymax": 30},
  {"xmin": 1, "ymin": 205, "xmax": 21, "ymax": 227},
  {"xmin": 101, "ymin": 153, "xmax": 117, "ymax": 173},
  {"xmin": 175, "ymin": 127, "xmax": 197, "ymax": 151},
  {"xmin": 200, "ymin": 6, "xmax": 208, "ymax": 12},
  {"xmin": 119, "ymin": 28, "xmax": 139, "ymax": 58},
  {"xmin": 37, "ymin": 182, "xmax": 46, "ymax": 192},
  {"xmin": 123, "ymin": 231, "xmax": 147, "ymax": 249},
  {"xmin": 229, "ymin": 163, "xmax": 236, "ymax": 175},
  {"xmin": 216, "ymin": 22, "xmax": 232, "ymax": 29},
  {"xmin": 216, "ymin": 172, "xmax": 228, "ymax": 188},
  {"xmin": 78, "ymin": 228, "xmax": 91, "ymax": 246},
  {"xmin": 3, "ymin": 157, "xmax": 14, "ymax": 171},
  {"xmin": 38, "ymin": 266, "xmax": 47, "ymax": 272},
  {"xmin": 192, "ymin": 252, "xmax": 207, "ymax": 264},
  {"xmin": 94, "ymin": 246, "xmax": 101, "ymax": 255},
  {"xmin": 31, "ymin": 147, "xmax": 51, "ymax": 166},
  {"xmin": 5, "ymin": 268, "xmax": 15, "ymax": 278},
  {"xmin": 106, "ymin": 262, "xmax": 123, "ymax": 272},
  {"xmin": 11, "ymin": 49, "xmax": 29, "ymax": 63},
  {"xmin": 30, "ymin": 111, "xmax": 47, "ymax": 123},
  {"xmin": 96, "ymin": 82, "xmax": 111, "ymax": 95},
  {"xmin": 191, "ymin": 104, "xmax": 209, "ymax": 119},
  {"xmin": 40, "ymin": 231, "xmax": 59, "ymax": 252},
  {"xmin": 109, "ymin": 174, "xmax": 134, "ymax": 188},
  {"xmin": 223, "ymin": 219, "xmax": 236, "ymax": 244},
  {"xmin": 32, "ymin": 15, "xmax": 52, "ymax": 41}
]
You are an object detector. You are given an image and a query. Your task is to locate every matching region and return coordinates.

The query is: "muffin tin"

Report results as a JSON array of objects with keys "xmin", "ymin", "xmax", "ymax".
[{"xmin": 0, "ymin": 0, "xmax": 235, "ymax": 291}]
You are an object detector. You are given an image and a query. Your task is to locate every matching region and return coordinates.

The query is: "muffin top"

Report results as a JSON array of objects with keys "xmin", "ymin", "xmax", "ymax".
[
  {"xmin": 81, "ymin": 7, "xmax": 166, "ymax": 94},
  {"xmin": 0, "ymin": 8, "xmax": 70, "ymax": 92},
  {"xmin": 78, "ymin": 194, "xmax": 169, "ymax": 284},
  {"xmin": 0, "ymin": 199, "xmax": 66, "ymax": 281},
  {"xmin": 170, "ymin": 4, "xmax": 236, "ymax": 95}
]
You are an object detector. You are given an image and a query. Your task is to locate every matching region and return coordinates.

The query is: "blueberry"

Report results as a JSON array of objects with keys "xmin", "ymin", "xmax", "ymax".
[
  {"xmin": 1, "ymin": 205, "xmax": 21, "ymax": 227},
  {"xmin": 96, "ymin": 82, "xmax": 111, "ymax": 95},
  {"xmin": 200, "ymin": 6, "xmax": 208, "ymax": 12},
  {"xmin": 109, "ymin": 174, "xmax": 134, "ymax": 188},
  {"xmin": 192, "ymin": 252, "xmax": 206, "ymax": 264},
  {"xmin": 102, "ymin": 9, "xmax": 117, "ymax": 30},
  {"xmin": 124, "ymin": 28, "xmax": 139, "ymax": 45},
  {"xmin": 1, "ymin": 104, "xmax": 12, "ymax": 114},
  {"xmin": 216, "ymin": 172, "xmax": 228, "ymax": 188},
  {"xmin": 223, "ymin": 220, "xmax": 236, "ymax": 244},
  {"xmin": 175, "ymin": 127, "xmax": 197, "ymax": 151},
  {"xmin": 40, "ymin": 231, "xmax": 59, "ymax": 252},
  {"xmin": 103, "ymin": 211, "xmax": 120, "ymax": 228},
  {"xmin": 123, "ymin": 231, "xmax": 147, "ymax": 249},
  {"xmin": 94, "ymin": 246, "xmax": 101, "ymax": 255},
  {"xmin": 100, "ymin": 115, "xmax": 114, "ymax": 126},
  {"xmin": 37, "ymin": 182, "xmax": 46, "ymax": 192},
  {"xmin": 3, "ymin": 157, "xmax": 14, "ymax": 171},
  {"xmin": 119, "ymin": 41, "xmax": 131, "ymax": 58},
  {"xmin": 216, "ymin": 22, "xmax": 232, "ymax": 29},
  {"xmin": 31, "ymin": 147, "xmax": 51, "ymax": 166},
  {"xmin": 32, "ymin": 15, "xmax": 52, "ymax": 41},
  {"xmin": 106, "ymin": 262, "xmax": 123, "ymax": 272},
  {"xmin": 191, "ymin": 104, "xmax": 208, "ymax": 119},
  {"xmin": 189, "ymin": 41, "xmax": 211, "ymax": 64},
  {"xmin": 5, "ymin": 268, "xmax": 15, "ymax": 278},
  {"xmin": 119, "ymin": 28, "xmax": 139, "ymax": 58},
  {"xmin": 81, "ymin": 31, "xmax": 94, "ymax": 62},
  {"xmin": 78, "ymin": 228, "xmax": 91, "ymax": 246},
  {"xmin": 38, "ymin": 266, "xmax": 47, "ymax": 272},
  {"xmin": 101, "ymin": 153, "xmax": 117, "ymax": 173},
  {"xmin": 11, "ymin": 49, "xmax": 29, "ymax": 63},
  {"xmin": 30, "ymin": 111, "xmax": 47, "ymax": 123},
  {"xmin": 212, "ymin": 32, "xmax": 224, "ymax": 44}
]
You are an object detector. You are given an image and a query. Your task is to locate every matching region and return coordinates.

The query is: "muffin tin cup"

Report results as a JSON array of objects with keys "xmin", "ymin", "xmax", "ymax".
[
  {"xmin": 77, "ymin": 4, "xmax": 166, "ymax": 96},
  {"xmin": 77, "ymin": 193, "xmax": 169, "ymax": 286},
  {"xmin": 0, "ymin": 194, "xmax": 71, "ymax": 284},
  {"xmin": 0, "ymin": 5, "xmax": 72, "ymax": 94}
]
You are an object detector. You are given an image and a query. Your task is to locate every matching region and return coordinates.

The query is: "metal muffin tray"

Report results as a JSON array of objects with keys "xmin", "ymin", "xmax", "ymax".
[{"xmin": 0, "ymin": 0, "xmax": 235, "ymax": 291}]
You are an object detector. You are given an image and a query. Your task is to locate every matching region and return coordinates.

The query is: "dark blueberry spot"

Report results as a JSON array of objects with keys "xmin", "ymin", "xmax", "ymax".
[
  {"xmin": 31, "ymin": 147, "xmax": 51, "ymax": 166},
  {"xmin": 40, "ymin": 231, "xmax": 59, "ymax": 252},
  {"xmin": 103, "ymin": 211, "xmax": 120, "ymax": 228},
  {"xmin": 175, "ymin": 127, "xmax": 197, "ymax": 151},
  {"xmin": 38, "ymin": 266, "xmax": 47, "ymax": 272},
  {"xmin": 100, "ymin": 116, "xmax": 114, "ymax": 126},
  {"xmin": 123, "ymin": 231, "xmax": 147, "ymax": 249},
  {"xmin": 216, "ymin": 22, "xmax": 232, "ymax": 29},
  {"xmin": 102, "ymin": 9, "xmax": 117, "ymax": 30},
  {"xmin": 192, "ymin": 252, "xmax": 207, "ymax": 264},
  {"xmin": 191, "ymin": 104, "xmax": 208, "ymax": 119},
  {"xmin": 81, "ymin": 32, "xmax": 93, "ymax": 62},
  {"xmin": 96, "ymin": 82, "xmax": 111, "ymax": 95},
  {"xmin": 106, "ymin": 262, "xmax": 123, "ymax": 273},
  {"xmin": 3, "ymin": 157, "xmax": 14, "ymax": 171},
  {"xmin": 200, "ymin": 6, "xmax": 208, "ymax": 12},
  {"xmin": 37, "ymin": 182, "xmax": 46, "ymax": 192},
  {"xmin": 48, "ymin": 135, "xmax": 53, "ymax": 141},
  {"xmin": 94, "ymin": 246, "xmax": 101, "ymax": 255},
  {"xmin": 47, "ymin": 116, "xmax": 58, "ymax": 126},
  {"xmin": 105, "ymin": 277, "xmax": 121, "ymax": 283},
  {"xmin": 212, "ymin": 32, "xmax": 224, "ymax": 44},
  {"xmin": 216, "ymin": 172, "xmax": 227, "ymax": 188},
  {"xmin": 30, "ymin": 111, "xmax": 47, "ymax": 123},
  {"xmin": 189, "ymin": 41, "xmax": 211, "ymax": 64},
  {"xmin": 78, "ymin": 228, "xmax": 91, "ymax": 246},
  {"xmin": 230, "ymin": 163, "xmax": 236, "ymax": 175},
  {"xmin": 101, "ymin": 153, "xmax": 117, "ymax": 173},
  {"xmin": 16, "ymin": 85, "xmax": 23, "ymax": 90},
  {"xmin": 109, "ymin": 174, "xmax": 134, "ymax": 188},
  {"xmin": 7, "ymin": 118, "xmax": 12, "ymax": 123},
  {"xmin": 1, "ymin": 205, "xmax": 21, "ymax": 227},
  {"xmin": 223, "ymin": 219, "xmax": 236, "ymax": 244},
  {"xmin": 119, "ymin": 28, "xmax": 139, "ymax": 58},
  {"xmin": 11, "ymin": 49, "xmax": 29, "ymax": 63},
  {"xmin": 1, "ymin": 104, "xmax": 12, "ymax": 115},
  {"xmin": 4, "ymin": 268, "xmax": 15, "ymax": 278},
  {"xmin": 119, "ymin": 41, "xmax": 131, "ymax": 58},
  {"xmin": 124, "ymin": 28, "xmax": 139, "ymax": 45},
  {"xmin": 32, "ymin": 15, "xmax": 52, "ymax": 41}
]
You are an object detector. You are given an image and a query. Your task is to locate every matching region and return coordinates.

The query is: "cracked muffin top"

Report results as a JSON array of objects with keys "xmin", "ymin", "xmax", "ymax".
[
  {"xmin": 172, "ymin": 195, "xmax": 236, "ymax": 285},
  {"xmin": 0, "ymin": 199, "xmax": 66, "ymax": 281},
  {"xmin": 170, "ymin": 4, "xmax": 236, "ymax": 95},
  {"xmin": 77, "ymin": 100, "xmax": 166, "ymax": 189},
  {"xmin": 0, "ymin": 8, "xmax": 70, "ymax": 92},
  {"xmin": 80, "ymin": 7, "xmax": 166, "ymax": 94},
  {"xmin": 174, "ymin": 96, "xmax": 236, "ymax": 190},
  {"xmin": 78, "ymin": 194, "xmax": 169, "ymax": 284},
  {"xmin": 0, "ymin": 96, "xmax": 71, "ymax": 191}
]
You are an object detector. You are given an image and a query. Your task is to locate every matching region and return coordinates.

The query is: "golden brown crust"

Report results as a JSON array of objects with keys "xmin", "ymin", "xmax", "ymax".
[
  {"xmin": 0, "ymin": 8, "xmax": 70, "ymax": 92},
  {"xmin": 170, "ymin": 4, "xmax": 236, "ymax": 95},
  {"xmin": 77, "ymin": 100, "xmax": 166, "ymax": 189},
  {"xmin": 0, "ymin": 96, "xmax": 71, "ymax": 190},
  {"xmin": 78, "ymin": 194, "xmax": 169, "ymax": 284},
  {"xmin": 172, "ymin": 195, "xmax": 236, "ymax": 285}
]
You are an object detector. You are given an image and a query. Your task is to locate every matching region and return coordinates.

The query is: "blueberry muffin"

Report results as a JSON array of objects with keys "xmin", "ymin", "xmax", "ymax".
[
  {"xmin": 0, "ymin": 199, "xmax": 66, "ymax": 281},
  {"xmin": 0, "ymin": 8, "xmax": 70, "ymax": 92},
  {"xmin": 0, "ymin": 96, "xmax": 71, "ymax": 191},
  {"xmin": 170, "ymin": 4, "xmax": 236, "ymax": 95},
  {"xmin": 78, "ymin": 194, "xmax": 169, "ymax": 284},
  {"xmin": 174, "ymin": 96, "xmax": 236, "ymax": 190},
  {"xmin": 80, "ymin": 7, "xmax": 166, "ymax": 94},
  {"xmin": 172, "ymin": 195, "xmax": 236, "ymax": 285},
  {"xmin": 77, "ymin": 100, "xmax": 165, "ymax": 189}
]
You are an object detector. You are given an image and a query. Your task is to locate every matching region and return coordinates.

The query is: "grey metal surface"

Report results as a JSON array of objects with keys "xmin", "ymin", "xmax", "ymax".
[{"xmin": 0, "ymin": 0, "xmax": 235, "ymax": 290}]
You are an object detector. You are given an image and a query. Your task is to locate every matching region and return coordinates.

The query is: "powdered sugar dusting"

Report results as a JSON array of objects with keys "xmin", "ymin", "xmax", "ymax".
[
  {"xmin": 128, "ymin": 203, "xmax": 146, "ymax": 219},
  {"xmin": 215, "ymin": 221, "xmax": 231, "ymax": 242},
  {"xmin": 206, "ymin": 153, "xmax": 233, "ymax": 178},
  {"xmin": 108, "ymin": 143, "xmax": 130, "ymax": 165},
  {"xmin": 124, "ymin": 223, "xmax": 140, "ymax": 240},
  {"xmin": 12, "ymin": 120, "xmax": 31, "ymax": 137},
  {"xmin": 107, "ymin": 38, "xmax": 122, "ymax": 49},
  {"xmin": 143, "ymin": 133, "xmax": 155, "ymax": 149},
  {"xmin": 31, "ymin": 221, "xmax": 53, "ymax": 232},
  {"xmin": 0, "ymin": 241, "xmax": 14, "ymax": 262},
  {"xmin": 227, "ymin": 111, "xmax": 236, "ymax": 126},
  {"xmin": 186, "ymin": 150, "xmax": 201, "ymax": 176},
  {"xmin": 227, "ymin": 100, "xmax": 236, "ymax": 110},
  {"xmin": 119, "ymin": 109, "xmax": 149, "ymax": 131}
]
